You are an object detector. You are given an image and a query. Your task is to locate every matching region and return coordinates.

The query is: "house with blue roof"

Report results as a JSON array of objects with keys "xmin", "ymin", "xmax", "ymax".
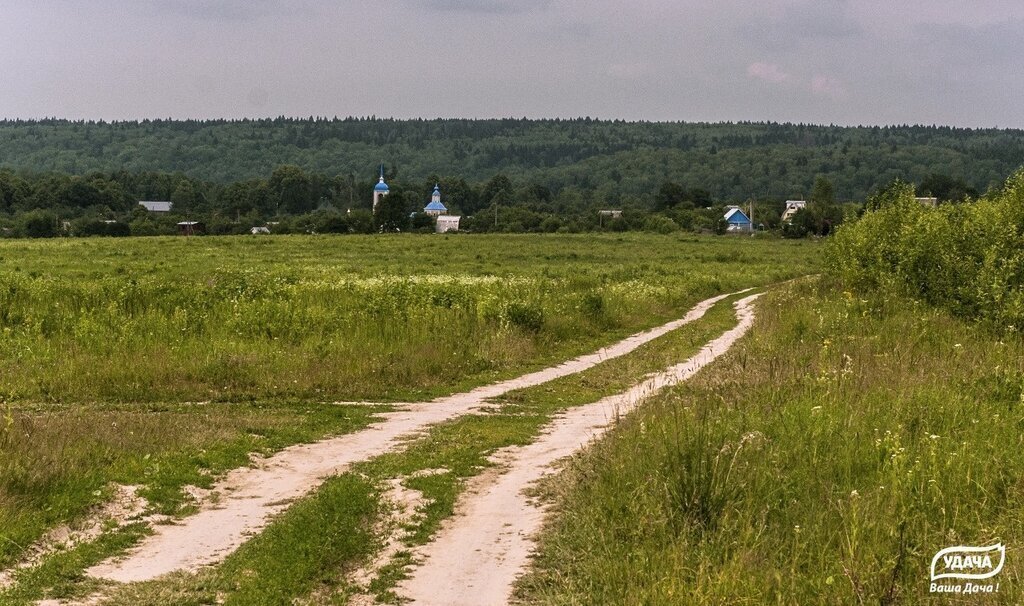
[{"xmin": 723, "ymin": 206, "xmax": 752, "ymax": 232}]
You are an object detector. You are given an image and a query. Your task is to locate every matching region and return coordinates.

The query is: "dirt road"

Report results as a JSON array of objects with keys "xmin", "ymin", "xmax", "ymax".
[
  {"xmin": 395, "ymin": 293, "xmax": 761, "ymax": 606},
  {"xmin": 86, "ymin": 290, "xmax": 746, "ymax": 583}
]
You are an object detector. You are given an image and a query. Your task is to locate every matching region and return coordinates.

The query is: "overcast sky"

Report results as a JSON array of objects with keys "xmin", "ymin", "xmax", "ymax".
[{"xmin": 1, "ymin": 0, "xmax": 1022, "ymax": 127}]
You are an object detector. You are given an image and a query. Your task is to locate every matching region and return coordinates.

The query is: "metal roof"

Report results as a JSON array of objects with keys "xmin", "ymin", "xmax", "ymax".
[
  {"xmin": 724, "ymin": 208, "xmax": 750, "ymax": 223},
  {"xmin": 139, "ymin": 201, "xmax": 173, "ymax": 212}
]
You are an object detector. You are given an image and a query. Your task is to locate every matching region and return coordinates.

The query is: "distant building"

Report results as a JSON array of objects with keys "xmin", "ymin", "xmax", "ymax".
[
  {"xmin": 724, "ymin": 206, "xmax": 752, "ymax": 232},
  {"xmin": 781, "ymin": 200, "xmax": 807, "ymax": 223},
  {"xmin": 915, "ymin": 197, "xmax": 938, "ymax": 208},
  {"xmin": 424, "ymin": 184, "xmax": 448, "ymax": 217},
  {"xmin": 177, "ymin": 221, "xmax": 205, "ymax": 236},
  {"xmin": 436, "ymin": 215, "xmax": 461, "ymax": 233},
  {"xmin": 250, "ymin": 226, "xmax": 271, "ymax": 235},
  {"xmin": 598, "ymin": 210, "xmax": 623, "ymax": 219},
  {"xmin": 372, "ymin": 165, "xmax": 390, "ymax": 213},
  {"xmin": 139, "ymin": 201, "xmax": 173, "ymax": 213}
]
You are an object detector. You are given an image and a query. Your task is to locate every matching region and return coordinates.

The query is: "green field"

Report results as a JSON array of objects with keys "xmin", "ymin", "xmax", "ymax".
[
  {"xmin": 0, "ymin": 233, "xmax": 814, "ymax": 404},
  {"xmin": 4, "ymin": 222, "xmax": 1019, "ymax": 604},
  {"xmin": 0, "ymin": 233, "xmax": 817, "ymax": 604}
]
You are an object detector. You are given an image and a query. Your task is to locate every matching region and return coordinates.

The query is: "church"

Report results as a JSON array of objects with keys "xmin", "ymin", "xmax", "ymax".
[{"xmin": 372, "ymin": 167, "xmax": 460, "ymax": 233}]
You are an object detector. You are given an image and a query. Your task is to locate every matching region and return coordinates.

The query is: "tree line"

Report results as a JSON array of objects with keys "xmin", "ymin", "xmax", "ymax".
[
  {"xmin": 0, "ymin": 158, "xmax": 985, "ymax": 239},
  {"xmin": 0, "ymin": 117, "xmax": 1020, "ymax": 202}
]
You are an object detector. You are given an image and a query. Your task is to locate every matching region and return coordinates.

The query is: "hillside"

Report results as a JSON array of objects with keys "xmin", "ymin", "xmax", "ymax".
[{"xmin": 2, "ymin": 118, "xmax": 1022, "ymax": 201}]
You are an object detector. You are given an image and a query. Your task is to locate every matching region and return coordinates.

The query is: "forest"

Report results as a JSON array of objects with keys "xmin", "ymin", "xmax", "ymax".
[{"xmin": 0, "ymin": 117, "xmax": 1017, "ymax": 237}]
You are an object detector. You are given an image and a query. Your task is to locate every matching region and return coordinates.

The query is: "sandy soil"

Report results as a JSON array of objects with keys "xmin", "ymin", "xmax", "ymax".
[
  {"xmin": 0, "ymin": 484, "xmax": 147, "ymax": 591},
  {"xmin": 85, "ymin": 290, "xmax": 744, "ymax": 584},
  {"xmin": 395, "ymin": 293, "xmax": 762, "ymax": 606}
]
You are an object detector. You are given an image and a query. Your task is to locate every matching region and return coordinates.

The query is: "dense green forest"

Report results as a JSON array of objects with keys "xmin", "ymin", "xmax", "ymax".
[
  {"xmin": 0, "ymin": 118, "xmax": 1019, "ymax": 237},
  {"xmin": 1, "ymin": 118, "xmax": 1021, "ymax": 199}
]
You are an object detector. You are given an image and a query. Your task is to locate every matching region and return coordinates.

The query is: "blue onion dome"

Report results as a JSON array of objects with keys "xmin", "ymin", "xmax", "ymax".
[{"xmin": 375, "ymin": 178, "xmax": 390, "ymax": 193}]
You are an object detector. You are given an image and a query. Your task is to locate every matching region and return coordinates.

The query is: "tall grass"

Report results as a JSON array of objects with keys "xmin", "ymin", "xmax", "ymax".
[
  {"xmin": 519, "ymin": 279, "xmax": 1023, "ymax": 604},
  {"xmin": 0, "ymin": 234, "xmax": 818, "ymax": 403}
]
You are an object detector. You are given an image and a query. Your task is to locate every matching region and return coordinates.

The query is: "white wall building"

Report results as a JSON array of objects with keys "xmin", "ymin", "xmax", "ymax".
[
  {"xmin": 781, "ymin": 200, "xmax": 807, "ymax": 223},
  {"xmin": 436, "ymin": 215, "xmax": 461, "ymax": 233}
]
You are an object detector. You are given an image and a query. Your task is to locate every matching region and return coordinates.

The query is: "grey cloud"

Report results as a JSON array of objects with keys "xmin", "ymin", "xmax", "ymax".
[
  {"xmin": 912, "ymin": 18, "xmax": 1024, "ymax": 67},
  {"xmin": 151, "ymin": 0, "xmax": 314, "ymax": 21},
  {"xmin": 421, "ymin": 0, "xmax": 552, "ymax": 14},
  {"xmin": 740, "ymin": 0, "xmax": 863, "ymax": 51}
]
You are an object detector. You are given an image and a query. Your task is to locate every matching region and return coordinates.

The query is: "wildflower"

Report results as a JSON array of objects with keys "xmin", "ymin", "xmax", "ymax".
[{"xmin": 850, "ymin": 489, "xmax": 859, "ymax": 499}]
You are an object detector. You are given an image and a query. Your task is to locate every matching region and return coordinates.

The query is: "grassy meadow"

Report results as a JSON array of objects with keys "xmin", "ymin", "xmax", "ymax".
[
  {"xmin": 518, "ymin": 278, "xmax": 1023, "ymax": 604},
  {"xmin": 0, "ymin": 232, "xmax": 818, "ymax": 600},
  {"xmin": 0, "ymin": 233, "xmax": 816, "ymax": 404}
]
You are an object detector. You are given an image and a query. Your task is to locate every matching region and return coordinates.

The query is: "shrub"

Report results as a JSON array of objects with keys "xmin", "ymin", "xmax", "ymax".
[
  {"xmin": 827, "ymin": 170, "xmax": 1024, "ymax": 331},
  {"xmin": 642, "ymin": 216, "xmax": 679, "ymax": 234},
  {"xmin": 18, "ymin": 210, "xmax": 59, "ymax": 238},
  {"xmin": 505, "ymin": 302, "xmax": 544, "ymax": 332}
]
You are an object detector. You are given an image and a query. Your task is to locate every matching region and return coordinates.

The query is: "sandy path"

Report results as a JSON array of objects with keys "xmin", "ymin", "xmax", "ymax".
[
  {"xmin": 395, "ymin": 293, "xmax": 762, "ymax": 606},
  {"xmin": 86, "ymin": 289, "xmax": 746, "ymax": 584}
]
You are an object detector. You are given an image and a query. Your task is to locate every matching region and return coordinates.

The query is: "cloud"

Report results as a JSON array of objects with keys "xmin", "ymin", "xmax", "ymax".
[
  {"xmin": 421, "ymin": 0, "xmax": 552, "ymax": 14},
  {"xmin": 747, "ymin": 62, "xmax": 790, "ymax": 83},
  {"xmin": 811, "ymin": 74, "xmax": 846, "ymax": 99},
  {"xmin": 608, "ymin": 62, "xmax": 648, "ymax": 80},
  {"xmin": 740, "ymin": 0, "xmax": 862, "ymax": 51},
  {"xmin": 151, "ymin": 0, "xmax": 312, "ymax": 21}
]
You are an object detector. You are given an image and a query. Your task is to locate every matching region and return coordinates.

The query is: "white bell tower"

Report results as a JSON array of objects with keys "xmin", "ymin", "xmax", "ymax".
[{"xmin": 373, "ymin": 164, "xmax": 390, "ymax": 213}]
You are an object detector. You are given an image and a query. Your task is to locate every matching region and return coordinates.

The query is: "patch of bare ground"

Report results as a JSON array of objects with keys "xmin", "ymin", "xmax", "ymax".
[{"xmin": 0, "ymin": 485, "xmax": 147, "ymax": 590}]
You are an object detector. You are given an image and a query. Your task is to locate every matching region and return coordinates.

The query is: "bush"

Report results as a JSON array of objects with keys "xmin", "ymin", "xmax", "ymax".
[
  {"xmin": 827, "ymin": 171, "xmax": 1024, "ymax": 331},
  {"xmin": 18, "ymin": 210, "xmax": 59, "ymax": 238},
  {"xmin": 642, "ymin": 216, "xmax": 678, "ymax": 234},
  {"xmin": 505, "ymin": 302, "xmax": 544, "ymax": 332}
]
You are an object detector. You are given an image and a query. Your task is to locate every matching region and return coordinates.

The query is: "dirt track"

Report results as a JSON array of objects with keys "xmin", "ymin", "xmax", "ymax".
[
  {"xmin": 395, "ymin": 293, "xmax": 762, "ymax": 606},
  {"xmin": 85, "ymin": 290, "xmax": 746, "ymax": 583}
]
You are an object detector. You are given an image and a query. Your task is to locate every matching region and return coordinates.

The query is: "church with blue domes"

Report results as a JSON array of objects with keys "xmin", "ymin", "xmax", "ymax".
[
  {"xmin": 371, "ymin": 166, "xmax": 460, "ymax": 232},
  {"xmin": 424, "ymin": 184, "xmax": 447, "ymax": 217}
]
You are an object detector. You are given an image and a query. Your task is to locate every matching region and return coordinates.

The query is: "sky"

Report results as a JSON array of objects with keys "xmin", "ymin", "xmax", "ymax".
[{"xmin": 1, "ymin": 0, "xmax": 1022, "ymax": 127}]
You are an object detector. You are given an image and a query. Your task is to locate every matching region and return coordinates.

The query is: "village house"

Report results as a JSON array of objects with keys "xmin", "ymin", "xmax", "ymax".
[
  {"xmin": 435, "ymin": 215, "xmax": 460, "ymax": 233},
  {"xmin": 723, "ymin": 206, "xmax": 752, "ymax": 232},
  {"xmin": 139, "ymin": 201, "xmax": 173, "ymax": 212},
  {"xmin": 781, "ymin": 200, "xmax": 807, "ymax": 223},
  {"xmin": 177, "ymin": 221, "xmax": 205, "ymax": 235}
]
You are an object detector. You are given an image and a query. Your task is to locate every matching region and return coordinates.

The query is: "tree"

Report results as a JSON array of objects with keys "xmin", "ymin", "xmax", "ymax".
[
  {"xmin": 171, "ymin": 181, "xmax": 196, "ymax": 214},
  {"xmin": 482, "ymin": 174, "xmax": 513, "ymax": 206},
  {"xmin": 810, "ymin": 176, "xmax": 835, "ymax": 205},
  {"xmin": 654, "ymin": 181, "xmax": 687, "ymax": 210},
  {"xmin": 918, "ymin": 173, "xmax": 978, "ymax": 202},
  {"xmin": 807, "ymin": 176, "xmax": 842, "ymax": 236},
  {"xmin": 19, "ymin": 210, "xmax": 59, "ymax": 238},
  {"xmin": 690, "ymin": 188, "xmax": 713, "ymax": 208},
  {"xmin": 269, "ymin": 165, "xmax": 314, "ymax": 215},
  {"xmin": 375, "ymin": 193, "xmax": 409, "ymax": 232}
]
